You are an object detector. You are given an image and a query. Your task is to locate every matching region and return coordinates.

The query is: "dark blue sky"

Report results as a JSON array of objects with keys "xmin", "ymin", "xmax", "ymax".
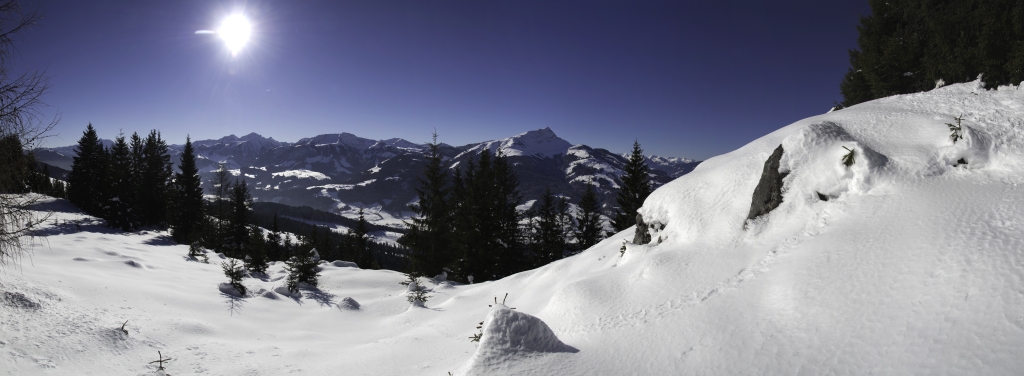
[{"xmin": 19, "ymin": 1, "xmax": 869, "ymax": 160}]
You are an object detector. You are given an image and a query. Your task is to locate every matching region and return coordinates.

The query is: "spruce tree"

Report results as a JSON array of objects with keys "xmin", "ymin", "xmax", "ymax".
[
  {"xmin": 244, "ymin": 225, "xmax": 269, "ymax": 275},
  {"xmin": 449, "ymin": 150, "xmax": 524, "ymax": 282},
  {"xmin": 840, "ymin": 0, "xmax": 1024, "ymax": 106},
  {"xmin": 531, "ymin": 188, "xmax": 568, "ymax": 267},
  {"xmin": 611, "ymin": 140, "xmax": 652, "ymax": 232},
  {"xmin": 228, "ymin": 179, "xmax": 253, "ymax": 258},
  {"xmin": 68, "ymin": 124, "xmax": 107, "ymax": 215},
  {"xmin": 171, "ymin": 136, "xmax": 205, "ymax": 244},
  {"xmin": 0, "ymin": 134, "xmax": 32, "ymax": 194},
  {"xmin": 105, "ymin": 134, "xmax": 136, "ymax": 231},
  {"xmin": 400, "ymin": 132, "xmax": 452, "ymax": 277},
  {"xmin": 266, "ymin": 214, "xmax": 283, "ymax": 261},
  {"xmin": 353, "ymin": 208, "xmax": 375, "ymax": 268},
  {"xmin": 285, "ymin": 248, "xmax": 320, "ymax": 292},
  {"xmin": 209, "ymin": 164, "xmax": 232, "ymax": 253},
  {"xmin": 138, "ymin": 130, "xmax": 172, "ymax": 227},
  {"xmin": 491, "ymin": 150, "xmax": 524, "ymax": 278},
  {"xmin": 574, "ymin": 183, "xmax": 605, "ymax": 251}
]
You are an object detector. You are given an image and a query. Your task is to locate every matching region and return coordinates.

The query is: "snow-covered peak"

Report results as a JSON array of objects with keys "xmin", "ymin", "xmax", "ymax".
[
  {"xmin": 191, "ymin": 132, "xmax": 282, "ymax": 149},
  {"xmin": 501, "ymin": 127, "xmax": 571, "ymax": 158},
  {"xmin": 296, "ymin": 133, "xmax": 379, "ymax": 150},
  {"xmin": 460, "ymin": 127, "xmax": 573, "ymax": 159},
  {"xmin": 381, "ymin": 138, "xmax": 423, "ymax": 150}
]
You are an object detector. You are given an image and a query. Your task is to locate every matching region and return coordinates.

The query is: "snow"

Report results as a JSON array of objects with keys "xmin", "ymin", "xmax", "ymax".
[
  {"xmin": 456, "ymin": 127, "xmax": 572, "ymax": 159},
  {"xmin": 271, "ymin": 169, "xmax": 331, "ymax": 181},
  {"xmin": 4, "ymin": 81, "xmax": 1024, "ymax": 375}
]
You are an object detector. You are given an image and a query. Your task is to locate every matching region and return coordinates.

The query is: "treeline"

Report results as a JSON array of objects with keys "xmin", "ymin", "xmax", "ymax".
[
  {"xmin": 399, "ymin": 136, "xmax": 653, "ymax": 283},
  {"xmin": 0, "ymin": 134, "xmax": 68, "ymax": 198},
  {"xmin": 249, "ymin": 204, "xmax": 408, "ymax": 271},
  {"xmin": 841, "ymin": 0, "xmax": 1024, "ymax": 106},
  {"xmin": 64, "ymin": 124, "xmax": 389, "ymax": 274}
]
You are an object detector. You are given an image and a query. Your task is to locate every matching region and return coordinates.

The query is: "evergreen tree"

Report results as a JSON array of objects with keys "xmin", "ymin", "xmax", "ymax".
[
  {"xmin": 841, "ymin": 0, "xmax": 1024, "ymax": 106},
  {"xmin": 0, "ymin": 134, "xmax": 33, "ymax": 194},
  {"xmin": 138, "ymin": 130, "xmax": 172, "ymax": 227},
  {"xmin": 244, "ymin": 225, "xmax": 269, "ymax": 275},
  {"xmin": 399, "ymin": 132, "xmax": 452, "ymax": 277},
  {"xmin": 284, "ymin": 248, "xmax": 320, "ymax": 292},
  {"xmin": 38, "ymin": 165, "xmax": 54, "ymax": 195},
  {"xmin": 530, "ymin": 188, "xmax": 569, "ymax": 267},
  {"xmin": 105, "ymin": 134, "xmax": 137, "ymax": 231},
  {"xmin": 68, "ymin": 124, "xmax": 107, "ymax": 215},
  {"xmin": 221, "ymin": 258, "xmax": 247, "ymax": 295},
  {"xmin": 352, "ymin": 208, "xmax": 375, "ymax": 268},
  {"xmin": 228, "ymin": 179, "xmax": 253, "ymax": 258},
  {"xmin": 574, "ymin": 183, "xmax": 605, "ymax": 251},
  {"xmin": 266, "ymin": 214, "xmax": 283, "ymax": 261},
  {"xmin": 171, "ymin": 136, "xmax": 205, "ymax": 244},
  {"xmin": 208, "ymin": 164, "xmax": 232, "ymax": 253},
  {"xmin": 611, "ymin": 140, "xmax": 652, "ymax": 232},
  {"xmin": 448, "ymin": 150, "xmax": 524, "ymax": 283}
]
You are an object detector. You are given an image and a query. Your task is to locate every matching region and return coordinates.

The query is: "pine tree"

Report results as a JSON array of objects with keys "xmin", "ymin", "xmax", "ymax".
[
  {"xmin": 530, "ymin": 188, "xmax": 568, "ymax": 267},
  {"xmin": 244, "ymin": 225, "xmax": 269, "ymax": 275},
  {"xmin": 611, "ymin": 140, "xmax": 652, "ymax": 232},
  {"xmin": 208, "ymin": 164, "xmax": 232, "ymax": 253},
  {"xmin": 285, "ymin": 248, "xmax": 320, "ymax": 292},
  {"xmin": 221, "ymin": 258, "xmax": 247, "ymax": 295},
  {"xmin": 228, "ymin": 179, "xmax": 253, "ymax": 258},
  {"xmin": 105, "ymin": 134, "xmax": 137, "ymax": 231},
  {"xmin": 400, "ymin": 132, "xmax": 452, "ymax": 277},
  {"xmin": 68, "ymin": 124, "xmax": 107, "ymax": 215},
  {"xmin": 574, "ymin": 183, "xmax": 605, "ymax": 251},
  {"xmin": 171, "ymin": 136, "xmax": 205, "ymax": 244},
  {"xmin": 448, "ymin": 150, "xmax": 524, "ymax": 282},
  {"xmin": 353, "ymin": 208, "xmax": 375, "ymax": 268},
  {"xmin": 266, "ymin": 214, "xmax": 283, "ymax": 261},
  {"xmin": 138, "ymin": 130, "xmax": 173, "ymax": 227},
  {"xmin": 840, "ymin": 0, "xmax": 1024, "ymax": 106},
  {"xmin": 0, "ymin": 134, "xmax": 33, "ymax": 194}
]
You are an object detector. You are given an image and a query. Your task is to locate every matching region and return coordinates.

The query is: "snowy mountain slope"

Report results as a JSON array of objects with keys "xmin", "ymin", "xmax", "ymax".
[{"xmin": 4, "ymin": 81, "xmax": 1023, "ymax": 375}]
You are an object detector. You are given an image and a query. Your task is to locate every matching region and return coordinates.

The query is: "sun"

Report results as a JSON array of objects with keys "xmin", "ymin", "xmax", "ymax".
[{"xmin": 218, "ymin": 14, "xmax": 252, "ymax": 56}]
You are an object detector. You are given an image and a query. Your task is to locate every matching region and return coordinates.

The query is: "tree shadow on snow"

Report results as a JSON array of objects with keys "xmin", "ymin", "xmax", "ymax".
[
  {"xmin": 141, "ymin": 234, "xmax": 176, "ymax": 246},
  {"xmin": 220, "ymin": 292, "xmax": 246, "ymax": 316},
  {"xmin": 304, "ymin": 287, "xmax": 336, "ymax": 308}
]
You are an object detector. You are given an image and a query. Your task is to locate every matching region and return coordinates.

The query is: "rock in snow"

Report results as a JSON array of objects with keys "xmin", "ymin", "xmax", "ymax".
[{"xmin": 746, "ymin": 144, "xmax": 788, "ymax": 221}]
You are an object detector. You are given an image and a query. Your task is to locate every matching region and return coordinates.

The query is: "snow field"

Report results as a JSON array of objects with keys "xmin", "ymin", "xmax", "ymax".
[{"xmin": 2, "ymin": 81, "xmax": 1024, "ymax": 375}]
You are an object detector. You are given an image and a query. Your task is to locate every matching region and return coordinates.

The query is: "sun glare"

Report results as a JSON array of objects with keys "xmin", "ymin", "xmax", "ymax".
[{"xmin": 218, "ymin": 14, "xmax": 252, "ymax": 56}]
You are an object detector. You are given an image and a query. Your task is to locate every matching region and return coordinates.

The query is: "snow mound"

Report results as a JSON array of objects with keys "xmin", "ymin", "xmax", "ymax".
[
  {"xmin": 337, "ymin": 297, "xmax": 360, "ymax": 310},
  {"xmin": 330, "ymin": 260, "xmax": 358, "ymax": 268},
  {"xmin": 218, "ymin": 282, "xmax": 245, "ymax": 298},
  {"xmin": 462, "ymin": 304, "xmax": 577, "ymax": 374},
  {"xmin": 273, "ymin": 284, "xmax": 303, "ymax": 299},
  {"xmin": 123, "ymin": 260, "xmax": 146, "ymax": 268},
  {"xmin": 2, "ymin": 291, "xmax": 41, "ymax": 310}
]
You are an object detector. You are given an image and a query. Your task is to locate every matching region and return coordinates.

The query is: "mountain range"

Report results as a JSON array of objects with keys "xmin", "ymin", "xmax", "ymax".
[{"xmin": 37, "ymin": 128, "xmax": 700, "ymax": 226}]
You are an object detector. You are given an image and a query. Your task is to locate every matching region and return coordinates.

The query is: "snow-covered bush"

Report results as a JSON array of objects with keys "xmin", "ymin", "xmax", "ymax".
[
  {"xmin": 947, "ymin": 114, "xmax": 964, "ymax": 144},
  {"xmin": 401, "ymin": 272, "xmax": 430, "ymax": 307},
  {"xmin": 188, "ymin": 241, "xmax": 208, "ymax": 263},
  {"xmin": 220, "ymin": 259, "xmax": 246, "ymax": 295}
]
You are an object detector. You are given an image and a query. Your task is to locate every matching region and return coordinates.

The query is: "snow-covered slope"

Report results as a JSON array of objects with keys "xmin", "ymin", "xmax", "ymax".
[{"xmin": 6, "ymin": 81, "xmax": 1021, "ymax": 375}]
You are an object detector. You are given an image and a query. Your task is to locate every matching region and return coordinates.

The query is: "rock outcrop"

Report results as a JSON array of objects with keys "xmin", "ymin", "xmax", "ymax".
[
  {"xmin": 632, "ymin": 213, "xmax": 652, "ymax": 245},
  {"xmin": 746, "ymin": 144, "xmax": 788, "ymax": 222}
]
